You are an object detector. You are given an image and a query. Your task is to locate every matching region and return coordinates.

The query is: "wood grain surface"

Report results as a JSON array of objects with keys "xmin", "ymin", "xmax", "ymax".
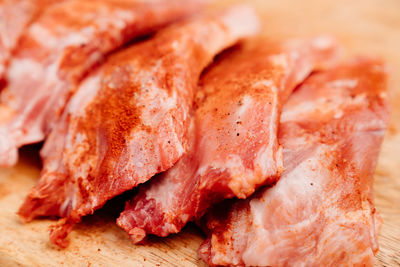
[{"xmin": 0, "ymin": 0, "xmax": 399, "ymax": 266}]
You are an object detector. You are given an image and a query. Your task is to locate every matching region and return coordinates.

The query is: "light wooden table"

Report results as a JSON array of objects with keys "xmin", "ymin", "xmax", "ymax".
[{"xmin": 0, "ymin": 0, "xmax": 399, "ymax": 266}]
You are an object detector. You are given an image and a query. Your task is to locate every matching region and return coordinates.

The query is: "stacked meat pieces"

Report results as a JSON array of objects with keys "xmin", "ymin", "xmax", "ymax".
[{"xmin": 0, "ymin": 1, "xmax": 390, "ymax": 266}]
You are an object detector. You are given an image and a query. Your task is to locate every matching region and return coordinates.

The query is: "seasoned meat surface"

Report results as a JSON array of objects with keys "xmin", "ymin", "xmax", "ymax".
[
  {"xmin": 199, "ymin": 58, "xmax": 390, "ymax": 267},
  {"xmin": 117, "ymin": 37, "xmax": 339, "ymax": 243},
  {"xmin": 0, "ymin": 0, "xmax": 204, "ymax": 166},
  {"xmin": 18, "ymin": 5, "xmax": 260, "ymax": 248}
]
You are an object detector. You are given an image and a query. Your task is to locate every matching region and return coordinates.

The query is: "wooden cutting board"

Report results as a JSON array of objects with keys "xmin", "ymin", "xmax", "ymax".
[{"xmin": 1, "ymin": 0, "xmax": 399, "ymax": 266}]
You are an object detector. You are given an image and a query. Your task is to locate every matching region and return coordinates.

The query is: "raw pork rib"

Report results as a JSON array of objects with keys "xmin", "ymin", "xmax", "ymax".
[
  {"xmin": 117, "ymin": 37, "xmax": 340, "ymax": 243},
  {"xmin": 199, "ymin": 58, "xmax": 390, "ymax": 266},
  {"xmin": 0, "ymin": 0, "xmax": 203, "ymax": 166},
  {"xmin": 18, "ymin": 5, "xmax": 260, "ymax": 247},
  {"xmin": 0, "ymin": 0, "xmax": 60, "ymax": 87}
]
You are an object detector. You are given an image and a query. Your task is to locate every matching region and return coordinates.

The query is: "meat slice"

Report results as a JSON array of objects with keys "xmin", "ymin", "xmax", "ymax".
[
  {"xmin": 199, "ymin": 58, "xmax": 390, "ymax": 266},
  {"xmin": 0, "ymin": 0, "xmax": 60, "ymax": 87},
  {"xmin": 0, "ymin": 0, "xmax": 204, "ymax": 167},
  {"xmin": 116, "ymin": 37, "xmax": 340, "ymax": 243},
  {"xmin": 18, "ymin": 5, "xmax": 260, "ymax": 247}
]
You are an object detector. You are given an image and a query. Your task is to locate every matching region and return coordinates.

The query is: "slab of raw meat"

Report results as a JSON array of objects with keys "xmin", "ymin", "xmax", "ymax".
[
  {"xmin": 0, "ymin": 0, "xmax": 204, "ymax": 167},
  {"xmin": 199, "ymin": 58, "xmax": 390, "ymax": 266},
  {"xmin": 116, "ymin": 37, "xmax": 340, "ymax": 243},
  {"xmin": 18, "ymin": 5, "xmax": 260, "ymax": 247},
  {"xmin": 0, "ymin": 0, "xmax": 62, "ymax": 87}
]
